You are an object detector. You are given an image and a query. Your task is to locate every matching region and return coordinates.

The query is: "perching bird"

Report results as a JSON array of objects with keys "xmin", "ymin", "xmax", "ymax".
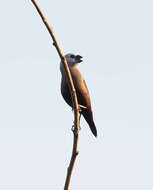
[{"xmin": 60, "ymin": 53, "xmax": 97, "ymax": 137}]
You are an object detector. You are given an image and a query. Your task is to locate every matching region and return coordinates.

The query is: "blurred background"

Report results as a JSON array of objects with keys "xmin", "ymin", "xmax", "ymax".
[{"xmin": 0, "ymin": 0, "xmax": 153, "ymax": 189}]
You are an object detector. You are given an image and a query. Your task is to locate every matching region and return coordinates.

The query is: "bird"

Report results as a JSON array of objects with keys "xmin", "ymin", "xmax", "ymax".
[{"xmin": 60, "ymin": 53, "xmax": 97, "ymax": 137}]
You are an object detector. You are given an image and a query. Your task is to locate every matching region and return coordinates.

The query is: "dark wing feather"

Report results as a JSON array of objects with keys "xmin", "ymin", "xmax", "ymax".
[{"xmin": 61, "ymin": 78, "xmax": 73, "ymax": 107}]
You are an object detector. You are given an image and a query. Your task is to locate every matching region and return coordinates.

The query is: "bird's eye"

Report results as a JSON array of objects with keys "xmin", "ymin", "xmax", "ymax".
[{"xmin": 70, "ymin": 55, "xmax": 75, "ymax": 59}]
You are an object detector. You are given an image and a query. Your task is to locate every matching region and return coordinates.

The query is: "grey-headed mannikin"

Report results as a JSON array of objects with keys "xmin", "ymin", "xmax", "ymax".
[{"xmin": 60, "ymin": 53, "xmax": 97, "ymax": 137}]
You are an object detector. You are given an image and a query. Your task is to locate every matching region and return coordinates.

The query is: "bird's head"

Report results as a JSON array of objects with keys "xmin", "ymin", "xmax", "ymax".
[{"xmin": 64, "ymin": 53, "xmax": 83, "ymax": 67}]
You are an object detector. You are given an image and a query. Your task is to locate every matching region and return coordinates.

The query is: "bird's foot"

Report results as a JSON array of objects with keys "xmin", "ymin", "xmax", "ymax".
[
  {"xmin": 71, "ymin": 105, "xmax": 87, "ymax": 113},
  {"xmin": 79, "ymin": 104, "xmax": 87, "ymax": 112},
  {"xmin": 71, "ymin": 125, "xmax": 81, "ymax": 133},
  {"xmin": 79, "ymin": 104, "xmax": 87, "ymax": 109}
]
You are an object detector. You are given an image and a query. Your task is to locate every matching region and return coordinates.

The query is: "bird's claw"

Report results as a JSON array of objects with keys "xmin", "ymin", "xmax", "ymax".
[
  {"xmin": 71, "ymin": 125, "xmax": 75, "ymax": 131},
  {"xmin": 71, "ymin": 125, "xmax": 81, "ymax": 132}
]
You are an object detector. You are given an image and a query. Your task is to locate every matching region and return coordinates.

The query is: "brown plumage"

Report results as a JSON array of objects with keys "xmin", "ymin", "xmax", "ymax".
[{"xmin": 60, "ymin": 53, "xmax": 97, "ymax": 137}]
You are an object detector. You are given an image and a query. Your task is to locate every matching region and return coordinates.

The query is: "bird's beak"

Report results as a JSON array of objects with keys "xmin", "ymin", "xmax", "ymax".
[{"xmin": 75, "ymin": 55, "xmax": 83, "ymax": 63}]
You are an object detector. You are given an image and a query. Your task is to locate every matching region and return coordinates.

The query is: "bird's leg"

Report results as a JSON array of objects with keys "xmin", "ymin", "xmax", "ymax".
[
  {"xmin": 71, "ymin": 104, "xmax": 86, "ymax": 112},
  {"xmin": 79, "ymin": 104, "xmax": 87, "ymax": 109}
]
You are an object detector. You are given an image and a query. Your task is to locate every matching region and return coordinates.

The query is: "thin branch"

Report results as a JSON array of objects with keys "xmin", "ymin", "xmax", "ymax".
[{"xmin": 31, "ymin": 1, "xmax": 80, "ymax": 189}]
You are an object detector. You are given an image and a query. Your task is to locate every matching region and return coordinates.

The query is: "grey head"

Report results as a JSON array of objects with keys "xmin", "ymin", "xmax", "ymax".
[
  {"xmin": 60, "ymin": 53, "xmax": 83, "ymax": 71},
  {"xmin": 65, "ymin": 53, "xmax": 83, "ymax": 66}
]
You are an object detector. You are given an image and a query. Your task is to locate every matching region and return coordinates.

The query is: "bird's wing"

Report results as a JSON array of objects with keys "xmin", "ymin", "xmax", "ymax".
[
  {"xmin": 74, "ymin": 77, "xmax": 97, "ymax": 136},
  {"xmin": 61, "ymin": 78, "xmax": 72, "ymax": 107},
  {"xmin": 72, "ymin": 72, "xmax": 92, "ymax": 111}
]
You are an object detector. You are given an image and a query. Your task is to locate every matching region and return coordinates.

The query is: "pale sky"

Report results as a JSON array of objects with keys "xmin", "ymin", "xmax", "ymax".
[{"xmin": 0, "ymin": 0, "xmax": 153, "ymax": 189}]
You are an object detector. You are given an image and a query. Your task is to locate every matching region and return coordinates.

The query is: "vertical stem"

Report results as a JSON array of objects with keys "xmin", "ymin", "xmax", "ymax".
[
  {"xmin": 31, "ymin": 1, "xmax": 80, "ymax": 189},
  {"xmin": 64, "ymin": 130, "xmax": 79, "ymax": 190}
]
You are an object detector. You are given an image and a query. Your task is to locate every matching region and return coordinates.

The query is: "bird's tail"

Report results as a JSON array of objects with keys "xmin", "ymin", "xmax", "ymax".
[{"xmin": 82, "ymin": 110, "xmax": 97, "ymax": 137}]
